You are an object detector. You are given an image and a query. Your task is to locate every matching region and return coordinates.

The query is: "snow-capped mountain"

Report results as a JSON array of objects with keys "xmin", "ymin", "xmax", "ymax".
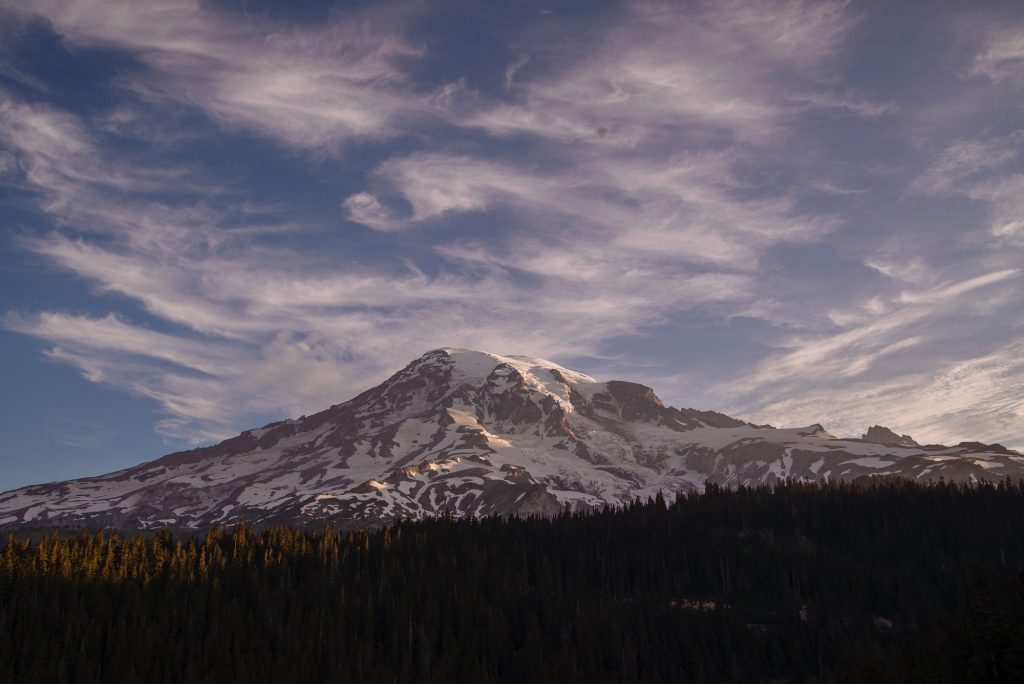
[{"xmin": 2, "ymin": 348, "xmax": 1022, "ymax": 531}]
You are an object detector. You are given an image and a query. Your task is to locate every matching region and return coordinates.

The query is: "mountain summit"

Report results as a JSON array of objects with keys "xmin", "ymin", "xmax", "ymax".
[
  {"xmin": 2, "ymin": 348, "xmax": 1021, "ymax": 531},
  {"xmin": 861, "ymin": 425, "xmax": 920, "ymax": 447}
]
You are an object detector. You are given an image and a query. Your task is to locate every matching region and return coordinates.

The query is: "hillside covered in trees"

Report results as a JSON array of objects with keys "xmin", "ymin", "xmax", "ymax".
[{"xmin": 3, "ymin": 480, "xmax": 1024, "ymax": 682}]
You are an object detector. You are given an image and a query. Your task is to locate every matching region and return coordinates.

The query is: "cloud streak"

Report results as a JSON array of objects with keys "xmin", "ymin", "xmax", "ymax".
[
  {"xmin": 2, "ymin": 0, "xmax": 429, "ymax": 150},
  {"xmin": 718, "ymin": 269, "xmax": 1023, "ymax": 445}
]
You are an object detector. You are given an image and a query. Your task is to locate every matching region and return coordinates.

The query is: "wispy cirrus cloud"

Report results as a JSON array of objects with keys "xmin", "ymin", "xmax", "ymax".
[
  {"xmin": 3, "ymin": 311, "xmax": 235, "ymax": 375},
  {"xmin": 970, "ymin": 29, "xmax": 1024, "ymax": 82},
  {"xmin": 1, "ymin": 0, "xmax": 428, "ymax": 150},
  {"xmin": 907, "ymin": 133, "xmax": 1023, "ymax": 195},
  {"xmin": 0, "ymin": 98, "xmax": 195, "ymax": 202},
  {"xmin": 730, "ymin": 337, "xmax": 1024, "ymax": 449},
  {"xmin": 463, "ymin": 0, "xmax": 863, "ymax": 146},
  {"xmin": 716, "ymin": 269, "xmax": 1023, "ymax": 444},
  {"xmin": 787, "ymin": 91, "xmax": 896, "ymax": 118},
  {"xmin": 908, "ymin": 131, "xmax": 1024, "ymax": 244},
  {"xmin": 347, "ymin": 149, "xmax": 836, "ymax": 273},
  {"xmin": 732, "ymin": 269, "xmax": 1020, "ymax": 389}
]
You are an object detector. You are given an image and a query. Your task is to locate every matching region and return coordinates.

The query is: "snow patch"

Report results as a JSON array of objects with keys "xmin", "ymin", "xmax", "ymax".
[{"xmin": 840, "ymin": 457, "xmax": 897, "ymax": 469}]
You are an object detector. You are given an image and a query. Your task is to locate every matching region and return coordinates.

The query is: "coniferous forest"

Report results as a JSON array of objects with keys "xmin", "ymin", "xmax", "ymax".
[{"xmin": 3, "ymin": 480, "xmax": 1024, "ymax": 683}]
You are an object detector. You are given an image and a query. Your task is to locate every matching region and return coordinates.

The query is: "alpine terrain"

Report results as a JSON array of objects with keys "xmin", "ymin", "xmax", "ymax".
[{"xmin": 1, "ymin": 348, "xmax": 1021, "ymax": 531}]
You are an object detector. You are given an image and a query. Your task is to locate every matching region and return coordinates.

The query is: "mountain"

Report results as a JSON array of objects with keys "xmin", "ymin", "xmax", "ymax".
[
  {"xmin": 862, "ymin": 425, "xmax": 920, "ymax": 448},
  {"xmin": 2, "ymin": 348, "xmax": 1021, "ymax": 531}
]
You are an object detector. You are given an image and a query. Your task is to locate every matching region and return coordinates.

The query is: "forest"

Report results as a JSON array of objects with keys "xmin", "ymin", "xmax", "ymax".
[{"xmin": 2, "ymin": 479, "xmax": 1024, "ymax": 682}]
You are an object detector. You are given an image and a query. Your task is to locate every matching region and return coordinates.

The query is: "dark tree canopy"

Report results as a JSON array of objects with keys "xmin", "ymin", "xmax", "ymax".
[{"xmin": 3, "ymin": 479, "xmax": 1024, "ymax": 682}]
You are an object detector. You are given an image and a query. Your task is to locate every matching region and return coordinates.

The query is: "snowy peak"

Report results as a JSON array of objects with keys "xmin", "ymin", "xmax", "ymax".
[
  {"xmin": 439, "ymin": 348, "xmax": 597, "ymax": 383},
  {"xmin": 435, "ymin": 348, "xmax": 603, "ymax": 407},
  {"xmin": 2, "ymin": 347, "xmax": 1023, "ymax": 532},
  {"xmin": 432, "ymin": 349, "xmax": 686, "ymax": 432}
]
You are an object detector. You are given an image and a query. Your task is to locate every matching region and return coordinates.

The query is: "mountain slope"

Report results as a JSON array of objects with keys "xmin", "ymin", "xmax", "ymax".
[{"xmin": 2, "ymin": 348, "xmax": 1022, "ymax": 530}]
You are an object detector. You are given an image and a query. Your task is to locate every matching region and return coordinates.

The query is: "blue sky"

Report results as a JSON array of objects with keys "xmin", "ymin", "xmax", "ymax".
[{"xmin": 0, "ymin": 0, "xmax": 1022, "ymax": 491}]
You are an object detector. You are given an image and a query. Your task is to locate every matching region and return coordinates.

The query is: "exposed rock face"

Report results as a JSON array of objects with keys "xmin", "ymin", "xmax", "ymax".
[
  {"xmin": 862, "ymin": 425, "xmax": 920, "ymax": 448},
  {"xmin": 1, "ymin": 348, "xmax": 1022, "ymax": 531}
]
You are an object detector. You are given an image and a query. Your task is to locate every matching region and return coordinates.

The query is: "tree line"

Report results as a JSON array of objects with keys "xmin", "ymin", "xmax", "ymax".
[{"xmin": 2, "ymin": 479, "xmax": 1024, "ymax": 682}]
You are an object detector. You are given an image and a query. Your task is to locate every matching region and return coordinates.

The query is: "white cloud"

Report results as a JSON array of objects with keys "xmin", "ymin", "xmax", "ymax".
[
  {"xmin": 788, "ymin": 91, "xmax": 896, "ymax": 118},
  {"xmin": 3, "ymin": 311, "xmax": 234, "ymax": 375},
  {"xmin": 2, "ymin": 0, "xmax": 426, "ymax": 150},
  {"xmin": 966, "ymin": 173, "xmax": 1024, "ymax": 245},
  {"xmin": 739, "ymin": 269, "xmax": 1019, "ymax": 386},
  {"xmin": 908, "ymin": 134, "xmax": 1022, "ymax": 195},
  {"xmin": 864, "ymin": 258, "xmax": 933, "ymax": 287},
  {"xmin": 372, "ymin": 154, "xmax": 502, "ymax": 221},
  {"xmin": 0, "ymin": 98, "xmax": 192, "ymax": 200},
  {"xmin": 826, "ymin": 296, "xmax": 890, "ymax": 328},
  {"xmin": 341, "ymin": 192, "xmax": 400, "ymax": 231},
  {"xmin": 908, "ymin": 132, "xmax": 1024, "ymax": 244},
  {"xmin": 504, "ymin": 54, "xmax": 529, "ymax": 91},
  {"xmin": 463, "ymin": 0, "xmax": 859, "ymax": 146},
  {"xmin": 971, "ymin": 30, "xmax": 1024, "ymax": 82},
  {"xmin": 352, "ymin": 150, "xmax": 835, "ymax": 271}
]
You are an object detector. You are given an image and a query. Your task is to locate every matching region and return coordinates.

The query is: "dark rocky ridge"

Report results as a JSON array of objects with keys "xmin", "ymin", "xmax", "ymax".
[{"xmin": 862, "ymin": 425, "xmax": 919, "ymax": 447}]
